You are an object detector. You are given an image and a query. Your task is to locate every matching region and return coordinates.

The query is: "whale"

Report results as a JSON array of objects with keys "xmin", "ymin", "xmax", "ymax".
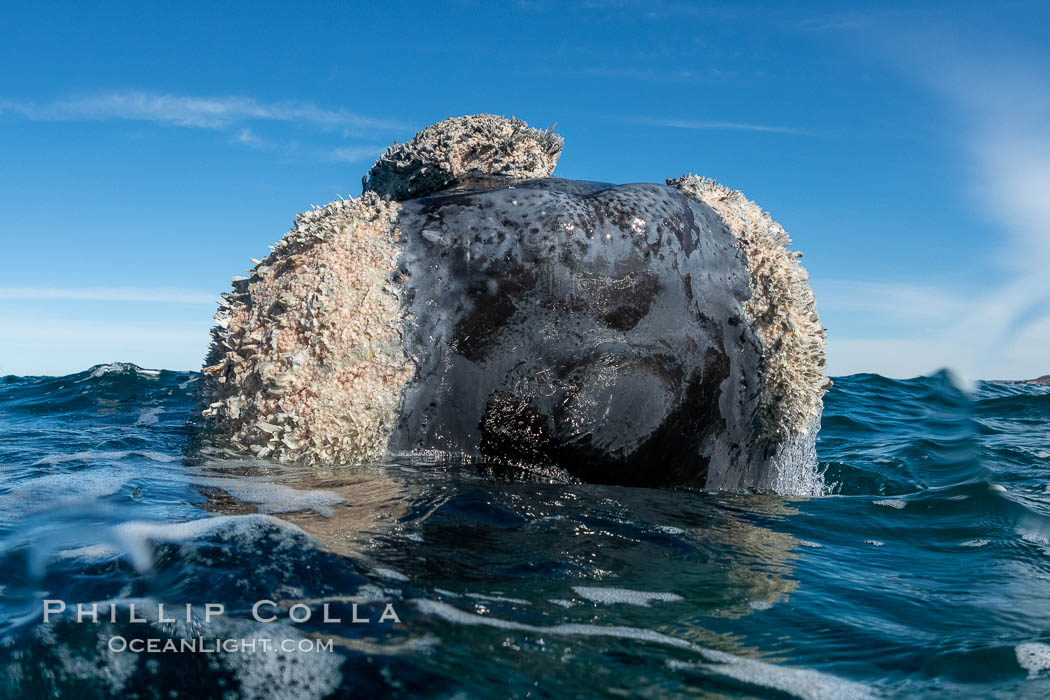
[{"xmin": 200, "ymin": 114, "xmax": 827, "ymax": 492}]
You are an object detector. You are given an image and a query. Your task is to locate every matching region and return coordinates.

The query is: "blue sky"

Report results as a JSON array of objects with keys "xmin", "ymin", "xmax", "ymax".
[{"xmin": 1, "ymin": 1, "xmax": 1047, "ymax": 378}]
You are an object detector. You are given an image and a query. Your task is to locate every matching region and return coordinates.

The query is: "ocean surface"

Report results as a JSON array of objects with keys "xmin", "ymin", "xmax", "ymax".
[{"xmin": 1, "ymin": 363, "xmax": 1050, "ymax": 698}]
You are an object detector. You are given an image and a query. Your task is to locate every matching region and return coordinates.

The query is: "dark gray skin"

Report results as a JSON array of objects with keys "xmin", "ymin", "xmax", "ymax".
[{"xmin": 389, "ymin": 177, "xmax": 769, "ymax": 488}]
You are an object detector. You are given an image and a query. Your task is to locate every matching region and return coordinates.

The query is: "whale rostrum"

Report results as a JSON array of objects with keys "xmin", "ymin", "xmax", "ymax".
[{"xmin": 201, "ymin": 114, "xmax": 828, "ymax": 492}]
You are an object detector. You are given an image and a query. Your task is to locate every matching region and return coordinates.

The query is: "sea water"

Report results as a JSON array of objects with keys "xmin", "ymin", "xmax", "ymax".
[{"xmin": 1, "ymin": 363, "xmax": 1049, "ymax": 698}]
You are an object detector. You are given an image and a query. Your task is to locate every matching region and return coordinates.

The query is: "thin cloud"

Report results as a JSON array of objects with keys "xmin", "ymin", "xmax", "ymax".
[
  {"xmin": 625, "ymin": 116, "xmax": 817, "ymax": 135},
  {"xmin": 577, "ymin": 0, "xmax": 711, "ymax": 20},
  {"xmin": 328, "ymin": 145, "xmax": 386, "ymax": 163},
  {"xmin": 815, "ymin": 280, "xmax": 971, "ymax": 321},
  {"xmin": 0, "ymin": 92, "xmax": 407, "ymax": 131},
  {"xmin": 798, "ymin": 9, "xmax": 945, "ymax": 34},
  {"xmin": 0, "ymin": 91, "xmax": 409, "ymax": 164},
  {"xmin": 224, "ymin": 131, "xmax": 383, "ymax": 163},
  {"xmin": 233, "ymin": 127, "xmax": 261, "ymax": 145},
  {"xmin": 582, "ymin": 67, "xmax": 706, "ymax": 83},
  {"xmin": 0, "ymin": 287, "xmax": 217, "ymax": 304},
  {"xmin": 798, "ymin": 13, "xmax": 876, "ymax": 32}
]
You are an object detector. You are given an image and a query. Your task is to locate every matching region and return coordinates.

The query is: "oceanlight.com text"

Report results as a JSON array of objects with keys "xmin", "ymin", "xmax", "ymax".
[{"xmin": 107, "ymin": 636, "xmax": 335, "ymax": 654}]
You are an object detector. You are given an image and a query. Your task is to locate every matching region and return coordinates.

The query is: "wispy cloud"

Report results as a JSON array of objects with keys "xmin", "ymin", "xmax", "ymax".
[
  {"xmin": 327, "ymin": 145, "xmax": 387, "ymax": 163},
  {"xmin": 518, "ymin": 0, "xmax": 705, "ymax": 19},
  {"xmin": 0, "ymin": 287, "xmax": 216, "ymax": 304},
  {"xmin": 0, "ymin": 92, "xmax": 407, "ymax": 131},
  {"xmin": 798, "ymin": 13, "xmax": 877, "ymax": 32},
  {"xmin": 233, "ymin": 127, "xmax": 261, "ymax": 145},
  {"xmin": 0, "ymin": 91, "xmax": 408, "ymax": 163},
  {"xmin": 624, "ymin": 116, "xmax": 816, "ymax": 135},
  {"xmin": 582, "ymin": 67, "xmax": 706, "ymax": 83},
  {"xmin": 815, "ymin": 280, "xmax": 971, "ymax": 322},
  {"xmin": 224, "ymin": 130, "xmax": 384, "ymax": 163},
  {"xmin": 798, "ymin": 9, "xmax": 945, "ymax": 34}
]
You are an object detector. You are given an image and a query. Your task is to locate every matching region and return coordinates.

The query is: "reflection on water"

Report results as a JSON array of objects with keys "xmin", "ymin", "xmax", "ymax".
[{"xmin": 191, "ymin": 450, "xmax": 419, "ymax": 559}]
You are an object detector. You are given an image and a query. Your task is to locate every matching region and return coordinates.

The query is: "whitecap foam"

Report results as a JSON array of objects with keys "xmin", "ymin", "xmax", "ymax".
[
  {"xmin": 1020, "ymin": 531, "xmax": 1050, "ymax": 546},
  {"xmin": 873, "ymin": 499, "xmax": 906, "ymax": 509},
  {"xmin": 1, "ymin": 470, "xmax": 134, "ymax": 517},
  {"xmin": 135, "ymin": 407, "xmax": 164, "ymax": 425},
  {"xmin": 414, "ymin": 600, "xmax": 872, "ymax": 699},
  {"xmin": 56, "ymin": 544, "xmax": 122, "ymax": 560},
  {"xmin": 433, "ymin": 588, "xmax": 460, "ymax": 598},
  {"xmin": 374, "ymin": 567, "xmax": 410, "ymax": 582},
  {"xmin": 416, "ymin": 598, "xmax": 695, "ymax": 646},
  {"xmin": 655, "ymin": 525, "xmax": 685, "ymax": 535},
  {"xmin": 50, "ymin": 624, "xmax": 138, "ymax": 695},
  {"xmin": 193, "ymin": 618, "xmax": 343, "ymax": 700},
  {"xmin": 572, "ymin": 586, "xmax": 683, "ymax": 606},
  {"xmin": 1016, "ymin": 642, "xmax": 1050, "ymax": 678},
  {"xmin": 35, "ymin": 450, "xmax": 179, "ymax": 466},
  {"xmin": 82, "ymin": 363, "xmax": 160, "ymax": 380},
  {"xmin": 430, "ymin": 588, "xmax": 528, "ymax": 605},
  {"xmin": 113, "ymin": 513, "xmax": 308, "ymax": 543},
  {"xmin": 666, "ymin": 657, "xmax": 873, "ymax": 700},
  {"xmin": 110, "ymin": 514, "xmax": 310, "ymax": 572},
  {"xmin": 471, "ymin": 592, "xmax": 529, "ymax": 605}
]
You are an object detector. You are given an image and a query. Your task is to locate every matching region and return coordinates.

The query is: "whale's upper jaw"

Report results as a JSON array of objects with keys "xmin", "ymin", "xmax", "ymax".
[{"xmin": 389, "ymin": 179, "xmax": 767, "ymax": 488}]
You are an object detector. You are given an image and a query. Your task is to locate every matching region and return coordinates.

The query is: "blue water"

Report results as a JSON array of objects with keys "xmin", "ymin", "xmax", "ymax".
[{"xmin": 1, "ymin": 363, "xmax": 1049, "ymax": 698}]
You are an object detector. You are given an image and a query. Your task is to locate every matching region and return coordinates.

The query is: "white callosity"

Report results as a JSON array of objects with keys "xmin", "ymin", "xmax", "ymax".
[
  {"xmin": 201, "ymin": 192, "xmax": 413, "ymax": 464},
  {"xmin": 668, "ymin": 175, "xmax": 828, "ymax": 445},
  {"xmin": 362, "ymin": 113, "xmax": 563, "ymax": 200}
]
